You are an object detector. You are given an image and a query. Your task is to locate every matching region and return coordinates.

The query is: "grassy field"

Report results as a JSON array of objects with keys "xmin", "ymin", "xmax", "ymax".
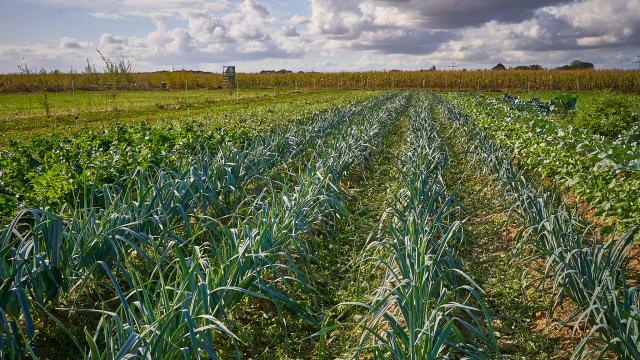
[
  {"xmin": 0, "ymin": 90, "xmax": 638, "ymax": 359},
  {"xmin": 0, "ymin": 89, "xmax": 367, "ymax": 142},
  {"xmin": 0, "ymin": 89, "xmax": 272, "ymax": 119}
]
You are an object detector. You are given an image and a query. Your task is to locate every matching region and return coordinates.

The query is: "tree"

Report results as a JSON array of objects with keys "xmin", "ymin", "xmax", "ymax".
[
  {"xmin": 513, "ymin": 64, "xmax": 544, "ymax": 70},
  {"xmin": 557, "ymin": 60, "xmax": 594, "ymax": 70},
  {"xmin": 492, "ymin": 63, "xmax": 506, "ymax": 70}
]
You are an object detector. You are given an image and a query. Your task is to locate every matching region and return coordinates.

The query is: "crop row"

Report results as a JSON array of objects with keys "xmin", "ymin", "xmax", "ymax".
[
  {"xmin": 435, "ymin": 92, "xmax": 640, "ymax": 359},
  {"xmin": 350, "ymin": 93, "xmax": 497, "ymax": 358},
  {"xmin": 0, "ymin": 93, "xmax": 410, "ymax": 358},
  {"xmin": 446, "ymin": 92, "xmax": 640, "ymax": 233}
]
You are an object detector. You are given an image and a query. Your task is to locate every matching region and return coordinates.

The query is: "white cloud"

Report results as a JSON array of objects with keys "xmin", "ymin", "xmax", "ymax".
[
  {"xmin": 282, "ymin": 26, "xmax": 300, "ymax": 37},
  {"xmin": 89, "ymin": 12, "xmax": 128, "ymax": 20},
  {"xmin": 303, "ymin": 0, "xmax": 640, "ymax": 67},
  {"xmin": 84, "ymin": 0, "xmax": 304, "ymax": 69},
  {"xmin": 3, "ymin": 0, "xmax": 640, "ymax": 72},
  {"xmin": 0, "ymin": 42, "xmax": 95, "ymax": 72},
  {"xmin": 287, "ymin": 15, "xmax": 309, "ymax": 26}
]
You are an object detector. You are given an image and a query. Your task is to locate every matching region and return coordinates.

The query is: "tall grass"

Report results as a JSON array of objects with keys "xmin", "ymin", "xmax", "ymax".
[{"xmin": 434, "ymin": 92, "xmax": 640, "ymax": 359}]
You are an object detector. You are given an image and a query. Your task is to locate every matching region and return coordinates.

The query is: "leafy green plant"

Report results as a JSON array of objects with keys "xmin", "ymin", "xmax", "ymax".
[
  {"xmin": 550, "ymin": 92, "xmax": 577, "ymax": 114},
  {"xmin": 0, "ymin": 92, "xmax": 374, "ymax": 226},
  {"xmin": 449, "ymin": 92, "xmax": 640, "ymax": 231},
  {"xmin": 502, "ymin": 92, "xmax": 577, "ymax": 115},
  {"xmin": 574, "ymin": 91, "xmax": 639, "ymax": 138}
]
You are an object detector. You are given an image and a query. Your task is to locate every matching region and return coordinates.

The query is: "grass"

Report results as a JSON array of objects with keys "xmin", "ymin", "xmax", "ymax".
[
  {"xmin": 0, "ymin": 89, "xmax": 372, "ymax": 143},
  {"xmin": 0, "ymin": 89, "xmax": 271, "ymax": 119}
]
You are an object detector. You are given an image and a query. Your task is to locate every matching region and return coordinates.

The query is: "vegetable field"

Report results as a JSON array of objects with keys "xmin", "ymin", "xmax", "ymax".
[{"xmin": 0, "ymin": 90, "xmax": 638, "ymax": 359}]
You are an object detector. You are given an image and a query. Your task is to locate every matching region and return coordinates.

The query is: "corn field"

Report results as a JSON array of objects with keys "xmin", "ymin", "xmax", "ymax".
[{"xmin": 1, "ymin": 70, "xmax": 639, "ymax": 93}]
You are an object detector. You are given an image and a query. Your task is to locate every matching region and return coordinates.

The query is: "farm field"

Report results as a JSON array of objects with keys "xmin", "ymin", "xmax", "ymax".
[
  {"xmin": 0, "ymin": 89, "xmax": 366, "ymax": 142},
  {"xmin": 0, "ymin": 89, "xmax": 273, "ymax": 118},
  {"xmin": 0, "ymin": 90, "xmax": 374, "ymax": 222},
  {"xmin": 0, "ymin": 88, "xmax": 638, "ymax": 359}
]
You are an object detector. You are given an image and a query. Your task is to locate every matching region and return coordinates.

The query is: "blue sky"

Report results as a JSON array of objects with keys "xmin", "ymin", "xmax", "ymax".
[{"xmin": 1, "ymin": 0, "xmax": 639, "ymax": 73}]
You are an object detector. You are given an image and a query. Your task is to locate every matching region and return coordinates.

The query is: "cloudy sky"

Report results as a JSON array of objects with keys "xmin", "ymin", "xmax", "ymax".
[{"xmin": 1, "ymin": 0, "xmax": 639, "ymax": 73}]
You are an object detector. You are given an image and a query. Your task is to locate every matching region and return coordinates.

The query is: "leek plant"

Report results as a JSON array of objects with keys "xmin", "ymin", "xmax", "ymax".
[
  {"xmin": 348, "ymin": 94, "xmax": 497, "ymax": 359},
  {"xmin": 434, "ymin": 92, "xmax": 640, "ymax": 359},
  {"xmin": 0, "ymin": 93, "xmax": 410, "ymax": 358}
]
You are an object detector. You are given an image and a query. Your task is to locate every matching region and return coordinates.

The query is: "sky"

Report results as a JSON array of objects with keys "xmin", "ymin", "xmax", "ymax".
[{"xmin": 0, "ymin": 0, "xmax": 639, "ymax": 73}]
